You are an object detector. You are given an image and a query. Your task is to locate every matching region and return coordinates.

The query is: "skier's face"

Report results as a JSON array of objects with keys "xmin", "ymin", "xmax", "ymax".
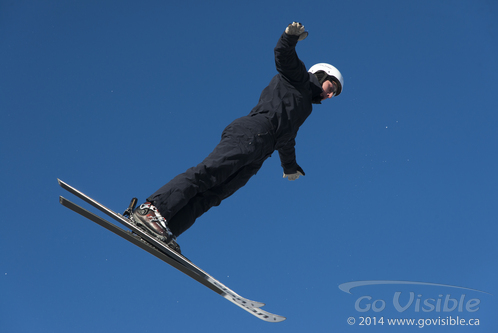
[{"xmin": 321, "ymin": 80, "xmax": 337, "ymax": 100}]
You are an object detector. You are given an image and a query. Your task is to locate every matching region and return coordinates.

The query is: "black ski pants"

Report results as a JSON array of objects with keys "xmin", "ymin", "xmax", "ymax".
[{"xmin": 147, "ymin": 115, "xmax": 275, "ymax": 237}]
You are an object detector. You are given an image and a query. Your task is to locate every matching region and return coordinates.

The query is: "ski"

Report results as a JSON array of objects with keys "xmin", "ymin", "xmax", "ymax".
[{"xmin": 58, "ymin": 179, "xmax": 285, "ymax": 322}]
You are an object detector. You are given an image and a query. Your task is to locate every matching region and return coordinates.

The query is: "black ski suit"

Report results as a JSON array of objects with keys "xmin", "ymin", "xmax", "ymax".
[{"xmin": 148, "ymin": 32, "xmax": 324, "ymax": 237}]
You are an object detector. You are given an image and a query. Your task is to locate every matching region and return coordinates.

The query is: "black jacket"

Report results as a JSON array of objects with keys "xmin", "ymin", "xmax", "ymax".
[{"xmin": 248, "ymin": 32, "xmax": 323, "ymax": 174}]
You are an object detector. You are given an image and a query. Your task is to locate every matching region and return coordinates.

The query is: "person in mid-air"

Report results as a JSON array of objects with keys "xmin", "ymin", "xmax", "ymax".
[{"xmin": 131, "ymin": 22, "xmax": 344, "ymax": 253}]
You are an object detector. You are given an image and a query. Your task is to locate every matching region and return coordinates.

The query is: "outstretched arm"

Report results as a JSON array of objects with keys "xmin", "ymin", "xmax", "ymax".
[
  {"xmin": 279, "ymin": 138, "xmax": 306, "ymax": 181},
  {"xmin": 275, "ymin": 22, "xmax": 310, "ymax": 181},
  {"xmin": 274, "ymin": 22, "xmax": 309, "ymax": 84}
]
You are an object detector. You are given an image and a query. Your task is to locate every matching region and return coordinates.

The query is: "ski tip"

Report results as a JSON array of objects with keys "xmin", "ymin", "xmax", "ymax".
[
  {"xmin": 274, "ymin": 315, "xmax": 287, "ymax": 323},
  {"xmin": 256, "ymin": 311, "xmax": 286, "ymax": 323}
]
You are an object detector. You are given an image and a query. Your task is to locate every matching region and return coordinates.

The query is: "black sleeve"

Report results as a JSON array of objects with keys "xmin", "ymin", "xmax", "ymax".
[
  {"xmin": 274, "ymin": 33, "xmax": 308, "ymax": 84},
  {"xmin": 278, "ymin": 138, "xmax": 298, "ymax": 174}
]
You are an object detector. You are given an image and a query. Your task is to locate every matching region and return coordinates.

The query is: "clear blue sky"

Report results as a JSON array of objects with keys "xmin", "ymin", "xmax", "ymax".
[{"xmin": 1, "ymin": 1, "xmax": 497, "ymax": 331}]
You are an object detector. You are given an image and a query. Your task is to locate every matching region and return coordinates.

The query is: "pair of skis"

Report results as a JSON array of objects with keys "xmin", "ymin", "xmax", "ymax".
[{"xmin": 58, "ymin": 179, "xmax": 285, "ymax": 322}]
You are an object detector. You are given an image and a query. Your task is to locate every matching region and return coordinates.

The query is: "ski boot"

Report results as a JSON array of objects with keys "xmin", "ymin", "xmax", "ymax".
[{"xmin": 126, "ymin": 200, "xmax": 181, "ymax": 254}]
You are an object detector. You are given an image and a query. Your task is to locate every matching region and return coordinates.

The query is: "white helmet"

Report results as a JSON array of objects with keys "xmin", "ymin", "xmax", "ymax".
[{"xmin": 309, "ymin": 63, "xmax": 344, "ymax": 96}]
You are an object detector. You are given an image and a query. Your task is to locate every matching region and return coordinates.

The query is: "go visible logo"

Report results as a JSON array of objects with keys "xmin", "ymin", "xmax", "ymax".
[{"xmin": 339, "ymin": 280, "xmax": 491, "ymax": 313}]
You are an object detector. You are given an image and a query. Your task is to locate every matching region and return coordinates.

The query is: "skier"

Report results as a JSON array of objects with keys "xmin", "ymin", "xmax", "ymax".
[{"xmin": 131, "ymin": 22, "xmax": 344, "ymax": 253}]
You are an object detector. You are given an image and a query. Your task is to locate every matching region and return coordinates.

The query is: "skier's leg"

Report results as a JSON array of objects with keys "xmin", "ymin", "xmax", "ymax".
[
  {"xmin": 168, "ymin": 161, "xmax": 265, "ymax": 237},
  {"xmin": 148, "ymin": 119, "xmax": 262, "ymax": 221}
]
